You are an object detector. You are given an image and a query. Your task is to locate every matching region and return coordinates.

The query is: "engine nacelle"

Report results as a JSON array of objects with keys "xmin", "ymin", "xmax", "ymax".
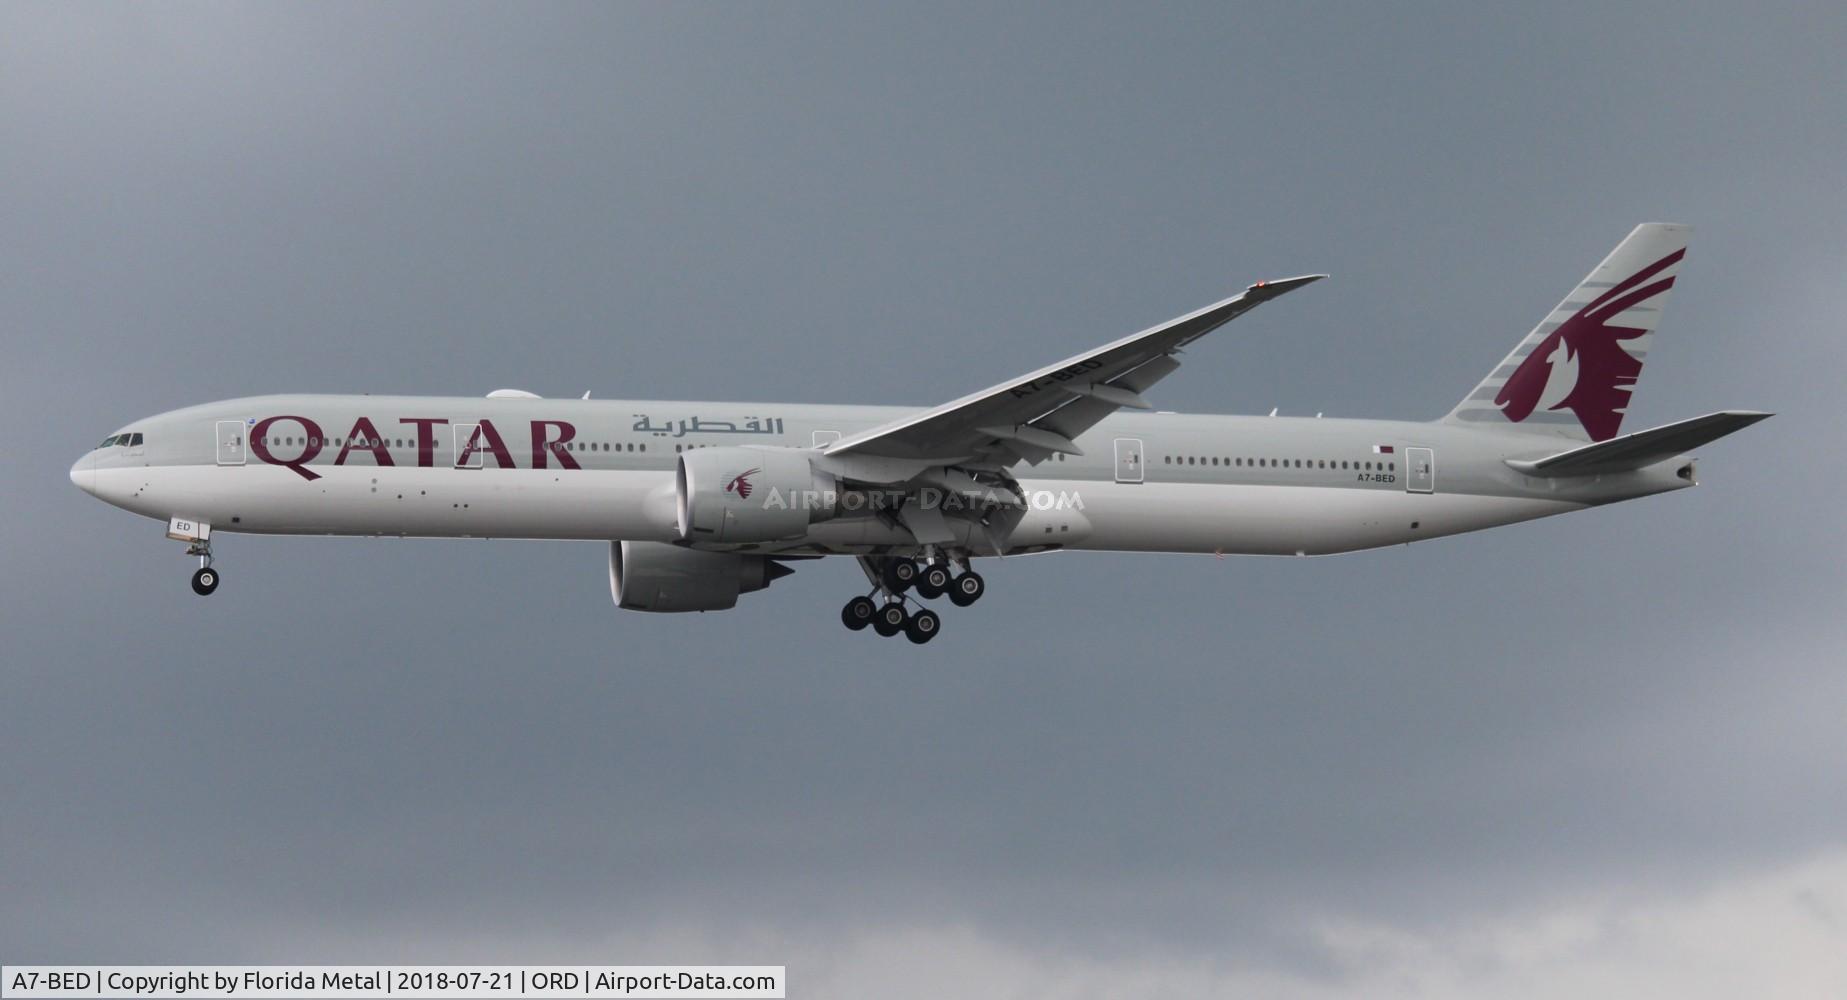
[
  {"xmin": 677, "ymin": 445, "xmax": 838, "ymax": 543},
  {"xmin": 608, "ymin": 541, "xmax": 793, "ymax": 613}
]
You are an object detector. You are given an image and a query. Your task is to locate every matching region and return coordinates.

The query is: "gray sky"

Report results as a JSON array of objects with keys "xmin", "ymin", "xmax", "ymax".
[{"xmin": 3, "ymin": 3, "xmax": 1843, "ymax": 995}]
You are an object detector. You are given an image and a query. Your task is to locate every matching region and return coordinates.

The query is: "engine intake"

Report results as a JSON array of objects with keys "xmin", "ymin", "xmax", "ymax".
[
  {"xmin": 608, "ymin": 541, "xmax": 794, "ymax": 613},
  {"xmin": 677, "ymin": 446, "xmax": 838, "ymax": 543}
]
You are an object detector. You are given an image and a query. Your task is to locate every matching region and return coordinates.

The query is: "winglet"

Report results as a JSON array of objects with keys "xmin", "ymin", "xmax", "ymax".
[{"xmin": 1246, "ymin": 274, "xmax": 1327, "ymax": 302}]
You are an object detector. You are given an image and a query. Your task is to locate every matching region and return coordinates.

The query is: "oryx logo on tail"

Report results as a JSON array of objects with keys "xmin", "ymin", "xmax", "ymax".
[
  {"xmin": 1494, "ymin": 249, "xmax": 1682, "ymax": 442},
  {"xmin": 1443, "ymin": 223, "xmax": 1691, "ymax": 443}
]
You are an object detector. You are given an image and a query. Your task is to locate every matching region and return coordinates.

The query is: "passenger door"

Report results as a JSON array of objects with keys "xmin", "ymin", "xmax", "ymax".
[
  {"xmin": 1114, "ymin": 438, "xmax": 1145, "ymax": 484},
  {"xmin": 1405, "ymin": 447, "xmax": 1435, "ymax": 493},
  {"xmin": 215, "ymin": 420, "xmax": 247, "ymax": 466}
]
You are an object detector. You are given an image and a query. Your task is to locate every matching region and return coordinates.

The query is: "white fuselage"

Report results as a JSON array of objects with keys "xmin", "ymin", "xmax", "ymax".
[{"xmin": 72, "ymin": 394, "xmax": 1694, "ymax": 559}]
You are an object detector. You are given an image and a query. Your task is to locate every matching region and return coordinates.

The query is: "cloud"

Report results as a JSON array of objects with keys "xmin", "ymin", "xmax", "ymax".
[
  {"xmin": 212, "ymin": 849, "xmax": 1847, "ymax": 999},
  {"xmin": 5, "ymin": 1, "xmax": 1845, "ymax": 989}
]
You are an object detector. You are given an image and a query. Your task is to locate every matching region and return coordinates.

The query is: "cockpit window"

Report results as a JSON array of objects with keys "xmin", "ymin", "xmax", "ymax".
[
  {"xmin": 99, "ymin": 435, "xmax": 119, "ymax": 449},
  {"xmin": 129, "ymin": 433, "xmax": 143, "ymax": 446}
]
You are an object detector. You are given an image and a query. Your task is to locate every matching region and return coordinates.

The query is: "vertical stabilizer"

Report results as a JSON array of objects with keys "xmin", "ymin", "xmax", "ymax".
[{"xmin": 1443, "ymin": 223, "xmax": 1691, "ymax": 441}]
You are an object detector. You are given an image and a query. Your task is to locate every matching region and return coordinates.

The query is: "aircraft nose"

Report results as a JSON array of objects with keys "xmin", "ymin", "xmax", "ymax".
[{"xmin": 70, "ymin": 453, "xmax": 95, "ymax": 495}]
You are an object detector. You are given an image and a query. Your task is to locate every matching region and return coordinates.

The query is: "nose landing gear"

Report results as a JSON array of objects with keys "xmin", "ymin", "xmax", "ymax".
[
  {"xmin": 168, "ymin": 517, "xmax": 221, "ymax": 596},
  {"xmin": 187, "ymin": 539, "xmax": 220, "ymax": 596}
]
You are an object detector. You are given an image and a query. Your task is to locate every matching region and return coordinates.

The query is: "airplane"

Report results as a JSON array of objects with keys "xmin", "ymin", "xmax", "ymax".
[{"xmin": 70, "ymin": 224, "xmax": 1768, "ymax": 643}]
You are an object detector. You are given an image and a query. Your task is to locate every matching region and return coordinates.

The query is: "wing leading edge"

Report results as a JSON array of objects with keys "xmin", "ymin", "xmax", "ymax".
[{"xmin": 825, "ymin": 274, "xmax": 1325, "ymax": 466}]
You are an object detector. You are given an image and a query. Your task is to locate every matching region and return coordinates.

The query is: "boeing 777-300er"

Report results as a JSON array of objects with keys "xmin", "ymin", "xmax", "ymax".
[{"xmin": 71, "ymin": 224, "xmax": 1768, "ymax": 642}]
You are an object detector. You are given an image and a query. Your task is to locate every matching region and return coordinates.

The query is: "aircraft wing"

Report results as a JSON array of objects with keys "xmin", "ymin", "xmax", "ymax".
[
  {"xmin": 824, "ymin": 275, "xmax": 1325, "ymax": 466},
  {"xmin": 1505, "ymin": 410, "xmax": 1772, "ymax": 477}
]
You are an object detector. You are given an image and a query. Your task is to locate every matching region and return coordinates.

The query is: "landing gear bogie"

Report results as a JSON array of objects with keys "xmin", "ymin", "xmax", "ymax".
[{"xmin": 847, "ymin": 554, "xmax": 984, "ymax": 641}]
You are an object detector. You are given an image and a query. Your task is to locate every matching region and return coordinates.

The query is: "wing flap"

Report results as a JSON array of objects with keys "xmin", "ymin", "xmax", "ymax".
[{"xmin": 1505, "ymin": 410, "xmax": 1771, "ymax": 477}]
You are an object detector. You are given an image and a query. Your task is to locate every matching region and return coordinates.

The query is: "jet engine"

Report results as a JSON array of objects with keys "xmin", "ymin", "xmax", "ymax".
[
  {"xmin": 677, "ymin": 445, "xmax": 839, "ymax": 543},
  {"xmin": 608, "ymin": 540, "xmax": 794, "ymax": 612}
]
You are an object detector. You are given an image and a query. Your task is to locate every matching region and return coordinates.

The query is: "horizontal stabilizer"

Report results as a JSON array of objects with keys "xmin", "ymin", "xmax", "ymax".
[{"xmin": 1505, "ymin": 410, "xmax": 1772, "ymax": 477}]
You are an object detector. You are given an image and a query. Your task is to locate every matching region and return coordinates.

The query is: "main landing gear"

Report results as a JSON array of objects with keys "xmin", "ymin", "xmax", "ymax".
[{"xmin": 842, "ymin": 556, "xmax": 982, "ymax": 643}]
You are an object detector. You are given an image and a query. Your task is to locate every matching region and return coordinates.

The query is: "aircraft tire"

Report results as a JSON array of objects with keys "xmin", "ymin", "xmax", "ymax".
[
  {"xmin": 872, "ymin": 603, "xmax": 906, "ymax": 637},
  {"xmin": 881, "ymin": 558, "xmax": 919, "ymax": 593},
  {"xmin": 904, "ymin": 608, "xmax": 941, "ymax": 644},
  {"xmin": 947, "ymin": 571, "xmax": 984, "ymax": 607},
  {"xmin": 920, "ymin": 564, "xmax": 952, "ymax": 596},
  {"xmin": 842, "ymin": 595, "xmax": 877, "ymax": 631}
]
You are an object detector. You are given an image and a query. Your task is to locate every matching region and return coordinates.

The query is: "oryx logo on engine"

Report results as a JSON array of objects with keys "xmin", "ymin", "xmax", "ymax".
[{"xmin": 724, "ymin": 468, "xmax": 761, "ymax": 500}]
